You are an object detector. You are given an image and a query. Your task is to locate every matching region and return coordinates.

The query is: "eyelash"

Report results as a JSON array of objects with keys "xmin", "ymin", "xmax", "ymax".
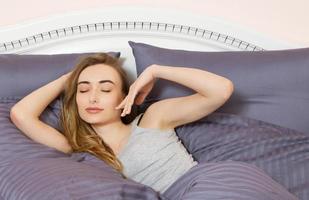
[{"xmin": 79, "ymin": 90, "xmax": 111, "ymax": 93}]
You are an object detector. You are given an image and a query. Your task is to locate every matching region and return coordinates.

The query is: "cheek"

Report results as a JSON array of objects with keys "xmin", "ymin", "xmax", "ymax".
[
  {"xmin": 104, "ymin": 94, "xmax": 121, "ymax": 108},
  {"xmin": 75, "ymin": 94, "xmax": 87, "ymax": 108}
]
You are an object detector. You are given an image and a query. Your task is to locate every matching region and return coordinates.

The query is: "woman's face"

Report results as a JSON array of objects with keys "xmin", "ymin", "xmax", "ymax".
[{"xmin": 76, "ymin": 64, "xmax": 125, "ymax": 125}]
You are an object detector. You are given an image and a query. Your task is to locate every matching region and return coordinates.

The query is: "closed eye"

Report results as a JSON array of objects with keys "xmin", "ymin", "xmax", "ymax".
[{"xmin": 79, "ymin": 90, "xmax": 111, "ymax": 93}]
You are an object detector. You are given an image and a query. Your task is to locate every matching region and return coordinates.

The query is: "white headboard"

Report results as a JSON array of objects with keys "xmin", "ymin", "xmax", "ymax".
[{"xmin": 0, "ymin": 6, "xmax": 299, "ymax": 82}]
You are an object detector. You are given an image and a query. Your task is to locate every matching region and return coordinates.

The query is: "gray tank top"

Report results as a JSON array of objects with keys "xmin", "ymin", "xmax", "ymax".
[{"xmin": 117, "ymin": 113, "xmax": 198, "ymax": 193}]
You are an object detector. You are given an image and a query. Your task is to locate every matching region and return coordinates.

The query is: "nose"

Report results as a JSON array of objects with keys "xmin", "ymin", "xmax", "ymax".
[{"xmin": 89, "ymin": 89, "xmax": 99, "ymax": 104}]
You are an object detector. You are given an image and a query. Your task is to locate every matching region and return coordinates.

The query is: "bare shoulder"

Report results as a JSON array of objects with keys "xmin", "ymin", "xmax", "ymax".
[{"xmin": 136, "ymin": 105, "xmax": 173, "ymax": 132}]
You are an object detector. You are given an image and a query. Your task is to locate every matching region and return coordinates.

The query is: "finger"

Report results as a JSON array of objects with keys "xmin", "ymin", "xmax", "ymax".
[
  {"xmin": 123, "ymin": 93, "xmax": 136, "ymax": 116},
  {"xmin": 123, "ymin": 98, "xmax": 132, "ymax": 116},
  {"xmin": 122, "ymin": 85, "xmax": 138, "ymax": 116},
  {"xmin": 126, "ymin": 99, "xmax": 133, "ymax": 114},
  {"xmin": 121, "ymin": 98, "xmax": 127, "ymax": 115},
  {"xmin": 121, "ymin": 99, "xmax": 128, "ymax": 116},
  {"xmin": 128, "ymin": 90, "xmax": 139, "ymax": 113},
  {"xmin": 122, "ymin": 95, "xmax": 132, "ymax": 116}
]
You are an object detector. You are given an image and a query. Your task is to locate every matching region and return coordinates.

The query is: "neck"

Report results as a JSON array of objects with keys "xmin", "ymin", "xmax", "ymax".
[{"xmin": 91, "ymin": 120, "xmax": 133, "ymax": 147}]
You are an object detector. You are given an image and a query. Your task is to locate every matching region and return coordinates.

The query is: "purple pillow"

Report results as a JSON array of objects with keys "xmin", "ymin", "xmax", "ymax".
[
  {"xmin": 0, "ymin": 52, "xmax": 120, "ymax": 99},
  {"xmin": 129, "ymin": 41, "xmax": 309, "ymax": 135}
]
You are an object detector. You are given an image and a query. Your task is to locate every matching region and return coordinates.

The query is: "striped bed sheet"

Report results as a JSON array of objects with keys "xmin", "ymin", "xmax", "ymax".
[{"xmin": 0, "ymin": 102, "xmax": 308, "ymax": 199}]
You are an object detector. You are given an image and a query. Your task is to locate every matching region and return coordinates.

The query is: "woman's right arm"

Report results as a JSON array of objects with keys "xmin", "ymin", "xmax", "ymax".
[{"xmin": 10, "ymin": 72, "xmax": 73, "ymax": 154}]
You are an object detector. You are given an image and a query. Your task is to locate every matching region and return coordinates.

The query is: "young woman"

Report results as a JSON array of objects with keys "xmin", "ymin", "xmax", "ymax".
[{"xmin": 10, "ymin": 53, "xmax": 298, "ymax": 199}]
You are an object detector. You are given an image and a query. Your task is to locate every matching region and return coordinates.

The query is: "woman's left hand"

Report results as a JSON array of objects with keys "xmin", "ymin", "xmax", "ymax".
[{"xmin": 115, "ymin": 65, "xmax": 157, "ymax": 117}]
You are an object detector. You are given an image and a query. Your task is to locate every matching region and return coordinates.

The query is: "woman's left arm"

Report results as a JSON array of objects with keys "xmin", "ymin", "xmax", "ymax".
[{"xmin": 147, "ymin": 64, "xmax": 234, "ymax": 129}]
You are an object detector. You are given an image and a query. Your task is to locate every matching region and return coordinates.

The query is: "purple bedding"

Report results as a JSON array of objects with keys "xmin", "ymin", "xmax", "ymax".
[
  {"xmin": 0, "ymin": 101, "xmax": 307, "ymax": 199},
  {"xmin": 175, "ymin": 112, "xmax": 309, "ymax": 200}
]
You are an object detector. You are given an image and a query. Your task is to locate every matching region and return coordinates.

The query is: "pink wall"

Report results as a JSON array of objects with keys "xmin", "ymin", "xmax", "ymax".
[{"xmin": 1, "ymin": 0, "xmax": 309, "ymax": 46}]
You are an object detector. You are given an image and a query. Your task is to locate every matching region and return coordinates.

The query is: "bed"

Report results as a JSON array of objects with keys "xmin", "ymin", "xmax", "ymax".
[{"xmin": 0, "ymin": 5, "xmax": 308, "ymax": 200}]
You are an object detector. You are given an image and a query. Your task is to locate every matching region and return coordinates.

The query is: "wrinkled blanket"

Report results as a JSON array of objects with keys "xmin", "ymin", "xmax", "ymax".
[{"xmin": 174, "ymin": 112, "xmax": 309, "ymax": 200}]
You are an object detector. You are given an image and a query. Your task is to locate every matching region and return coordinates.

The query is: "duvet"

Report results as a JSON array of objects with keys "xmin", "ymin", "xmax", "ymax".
[{"xmin": 0, "ymin": 101, "xmax": 308, "ymax": 200}]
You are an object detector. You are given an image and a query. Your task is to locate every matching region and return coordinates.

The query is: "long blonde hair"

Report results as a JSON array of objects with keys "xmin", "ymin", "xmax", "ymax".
[{"xmin": 60, "ymin": 53, "xmax": 138, "ymax": 177}]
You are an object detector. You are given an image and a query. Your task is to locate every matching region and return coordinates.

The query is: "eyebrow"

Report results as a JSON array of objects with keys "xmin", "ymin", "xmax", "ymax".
[{"xmin": 77, "ymin": 80, "xmax": 115, "ymax": 85}]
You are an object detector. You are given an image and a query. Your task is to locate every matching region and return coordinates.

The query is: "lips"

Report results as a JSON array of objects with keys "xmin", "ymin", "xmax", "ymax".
[{"xmin": 85, "ymin": 107, "xmax": 104, "ymax": 114}]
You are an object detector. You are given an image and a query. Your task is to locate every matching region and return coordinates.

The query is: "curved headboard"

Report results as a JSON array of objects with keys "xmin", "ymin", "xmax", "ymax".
[{"xmin": 0, "ymin": 6, "xmax": 299, "ymax": 81}]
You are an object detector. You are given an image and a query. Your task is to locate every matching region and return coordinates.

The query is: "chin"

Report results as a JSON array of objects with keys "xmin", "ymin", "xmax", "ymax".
[
  {"xmin": 84, "ymin": 119, "xmax": 105, "ymax": 126},
  {"xmin": 80, "ymin": 114, "xmax": 104, "ymax": 124}
]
